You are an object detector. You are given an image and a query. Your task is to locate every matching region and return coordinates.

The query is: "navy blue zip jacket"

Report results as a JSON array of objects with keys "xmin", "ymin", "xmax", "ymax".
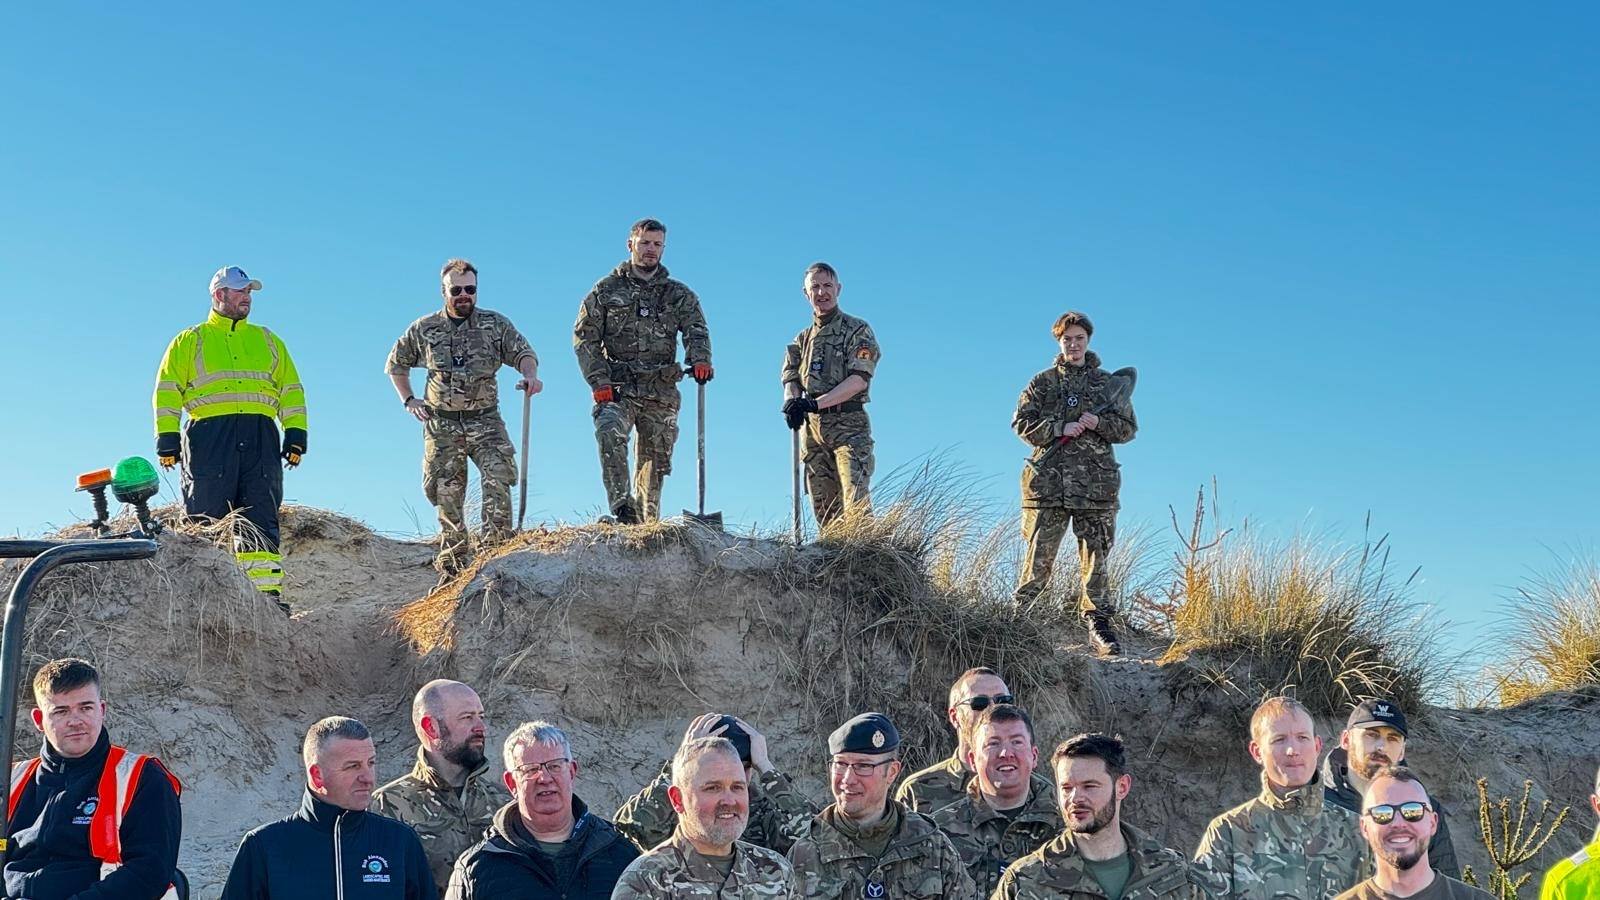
[
  {"xmin": 220, "ymin": 788, "xmax": 437, "ymax": 900},
  {"xmin": 4, "ymin": 728, "xmax": 182, "ymax": 900},
  {"xmin": 445, "ymin": 796, "xmax": 638, "ymax": 900}
]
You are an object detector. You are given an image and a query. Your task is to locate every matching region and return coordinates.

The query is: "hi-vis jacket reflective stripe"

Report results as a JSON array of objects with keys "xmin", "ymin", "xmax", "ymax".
[
  {"xmin": 153, "ymin": 311, "xmax": 308, "ymax": 435},
  {"xmin": 9, "ymin": 746, "xmax": 183, "ymax": 889}
]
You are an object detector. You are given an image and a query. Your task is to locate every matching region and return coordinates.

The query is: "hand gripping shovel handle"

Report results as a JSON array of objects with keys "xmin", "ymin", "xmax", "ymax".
[{"xmin": 516, "ymin": 387, "xmax": 531, "ymax": 530}]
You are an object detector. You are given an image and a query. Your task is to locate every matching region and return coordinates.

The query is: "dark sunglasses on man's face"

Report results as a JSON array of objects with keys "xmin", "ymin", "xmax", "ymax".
[
  {"xmin": 1364, "ymin": 801, "xmax": 1431, "ymax": 824},
  {"xmin": 957, "ymin": 693, "xmax": 1015, "ymax": 712},
  {"xmin": 449, "ymin": 285, "xmax": 477, "ymax": 296}
]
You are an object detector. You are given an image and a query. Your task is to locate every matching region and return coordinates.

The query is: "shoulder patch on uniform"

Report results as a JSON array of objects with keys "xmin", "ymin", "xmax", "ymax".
[{"xmin": 856, "ymin": 346, "xmax": 873, "ymax": 359}]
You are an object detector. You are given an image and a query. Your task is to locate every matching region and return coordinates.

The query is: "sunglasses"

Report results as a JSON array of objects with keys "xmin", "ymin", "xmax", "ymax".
[
  {"xmin": 956, "ymin": 693, "xmax": 1015, "ymax": 712},
  {"xmin": 1364, "ymin": 802, "xmax": 1432, "ymax": 824},
  {"xmin": 449, "ymin": 285, "xmax": 477, "ymax": 296}
]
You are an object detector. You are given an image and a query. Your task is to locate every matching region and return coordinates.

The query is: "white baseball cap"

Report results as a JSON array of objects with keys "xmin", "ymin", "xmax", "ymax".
[{"xmin": 209, "ymin": 266, "xmax": 263, "ymax": 293}]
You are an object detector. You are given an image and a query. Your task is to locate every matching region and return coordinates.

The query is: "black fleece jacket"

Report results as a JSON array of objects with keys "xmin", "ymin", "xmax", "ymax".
[
  {"xmin": 4, "ymin": 728, "xmax": 182, "ymax": 900},
  {"xmin": 445, "ymin": 797, "xmax": 638, "ymax": 900},
  {"xmin": 220, "ymin": 789, "xmax": 437, "ymax": 900}
]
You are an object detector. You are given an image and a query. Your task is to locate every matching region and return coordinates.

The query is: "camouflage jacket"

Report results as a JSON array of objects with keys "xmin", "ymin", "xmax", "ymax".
[
  {"xmin": 1192, "ymin": 772, "xmax": 1369, "ymax": 899},
  {"xmin": 932, "ymin": 780, "xmax": 1062, "ymax": 896},
  {"xmin": 386, "ymin": 308, "xmax": 538, "ymax": 413},
  {"xmin": 573, "ymin": 261, "xmax": 710, "ymax": 395},
  {"xmin": 612, "ymin": 830, "xmax": 802, "ymax": 900},
  {"xmin": 994, "ymin": 821, "xmax": 1212, "ymax": 900},
  {"xmin": 787, "ymin": 802, "xmax": 977, "ymax": 900},
  {"xmin": 615, "ymin": 760, "xmax": 818, "ymax": 854},
  {"xmin": 894, "ymin": 753, "xmax": 1056, "ymax": 817},
  {"xmin": 1012, "ymin": 352, "xmax": 1137, "ymax": 510},
  {"xmin": 780, "ymin": 310, "xmax": 880, "ymax": 403},
  {"xmin": 371, "ymin": 745, "xmax": 508, "ymax": 893}
]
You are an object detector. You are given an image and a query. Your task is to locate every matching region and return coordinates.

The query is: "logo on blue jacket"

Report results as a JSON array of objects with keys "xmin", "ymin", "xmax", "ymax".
[
  {"xmin": 361, "ymin": 855, "xmax": 391, "ymax": 884},
  {"xmin": 72, "ymin": 796, "xmax": 98, "ymax": 826}
]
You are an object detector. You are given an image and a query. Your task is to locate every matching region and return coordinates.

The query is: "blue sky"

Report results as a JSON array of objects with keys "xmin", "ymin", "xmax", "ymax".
[{"xmin": 5, "ymin": 4, "xmax": 1596, "ymax": 661}]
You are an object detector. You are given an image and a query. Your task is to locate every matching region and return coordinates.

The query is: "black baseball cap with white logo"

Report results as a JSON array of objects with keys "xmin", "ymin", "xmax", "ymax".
[{"xmin": 1346, "ymin": 699, "xmax": 1408, "ymax": 737}]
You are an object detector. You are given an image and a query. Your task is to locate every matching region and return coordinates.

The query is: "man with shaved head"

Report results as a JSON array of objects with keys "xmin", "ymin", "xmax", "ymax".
[
  {"xmin": 374, "ymin": 680, "xmax": 507, "ymax": 894},
  {"xmin": 897, "ymin": 667, "xmax": 1052, "ymax": 815}
]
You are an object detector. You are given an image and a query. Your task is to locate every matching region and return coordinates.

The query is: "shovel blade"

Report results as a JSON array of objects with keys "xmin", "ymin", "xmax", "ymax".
[{"xmin": 683, "ymin": 510, "xmax": 724, "ymax": 530}]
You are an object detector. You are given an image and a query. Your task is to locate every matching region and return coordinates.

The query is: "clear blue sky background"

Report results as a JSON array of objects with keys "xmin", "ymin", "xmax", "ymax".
[{"xmin": 6, "ymin": 4, "xmax": 1596, "ymax": 664}]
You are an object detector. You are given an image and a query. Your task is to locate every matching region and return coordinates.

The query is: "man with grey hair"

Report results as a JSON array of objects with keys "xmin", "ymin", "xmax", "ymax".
[
  {"xmin": 614, "ymin": 736, "xmax": 801, "ymax": 899},
  {"xmin": 375, "ymin": 680, "xmax": 508, "ymax": 894},
  {"xmin": 221, "ymin": 716, "xmax": 437, "ymax": 899},
  {"xmin": 446, "ymin": 721, "xmax": 638, "ymax": 899}
]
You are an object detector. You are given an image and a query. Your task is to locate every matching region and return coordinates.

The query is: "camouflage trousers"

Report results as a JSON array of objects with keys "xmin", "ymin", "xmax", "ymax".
[
  {"xmin": 1015, "ymin": 506, "xmax": 1116, "ymax": 616},
  {"xmin": 802, "ymin": 409, "xmax": 874, "ymax": 528},
  {"xmin": 422, "ymin": 409, "xmax": 517, "ymax": 574},
  {"xmin": 594, "ymin": 391, "xmax": 680, "ymax": 521}
]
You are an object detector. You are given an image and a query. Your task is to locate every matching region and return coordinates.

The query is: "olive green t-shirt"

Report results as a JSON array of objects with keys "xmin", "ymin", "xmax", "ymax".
[
  {"xmin": 1335, "ymin": 874, "xmax": 1495, "ymax": 900},
  {"xmin": 1083, "ymin": 852, "xmax": 1134, "ymax": 900}
]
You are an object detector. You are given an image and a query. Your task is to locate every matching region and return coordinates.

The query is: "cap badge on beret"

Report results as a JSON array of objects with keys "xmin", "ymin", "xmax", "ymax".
[{"xmin": 871, "ymin": 730, "xmax": 885, "ymax": 749}]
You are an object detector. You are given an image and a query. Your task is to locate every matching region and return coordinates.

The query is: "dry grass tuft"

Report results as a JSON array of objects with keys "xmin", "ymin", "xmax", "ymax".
[
  {"xmin": 1156, "ymin": 487, "xmax": 1445, "ymax": 718},
  {"xmin": 1492, "ymin": 557, "xmax": 1600, "ymax": 706}
]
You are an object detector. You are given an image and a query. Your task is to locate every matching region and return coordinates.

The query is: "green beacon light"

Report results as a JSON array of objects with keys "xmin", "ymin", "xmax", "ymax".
[{"xmin": 112, "ymin": 456, "xmax": 160, "ymax": 506}]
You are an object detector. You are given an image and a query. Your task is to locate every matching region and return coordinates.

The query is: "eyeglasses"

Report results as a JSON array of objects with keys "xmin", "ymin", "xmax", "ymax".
[
  {"xmin": 1364, "ymin": 802, "xmax": 1432, "ymax": 824},
  {"xmin": 449, "ymin": 285, "xmax": 477, "ymax": 296},
  {"xmin": 955, "ymin": 693, "xmax": 1015, "ymax": 712},
  {"xmin": 830, "ymin": 759, "xmax": 896, "ymax": 777},
  {"xmin": 512, "ymin": 758, "xmax": 570, "ymax": 779}
]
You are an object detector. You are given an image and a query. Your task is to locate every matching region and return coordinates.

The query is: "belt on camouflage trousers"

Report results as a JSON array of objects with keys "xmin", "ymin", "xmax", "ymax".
[
  {"xmin": 428, "ymin": 406, "xmax": 494, "ymax": 421},
  {"xmin": 817, "ymin": 401, "xmax": 865, "ymax": 415}
]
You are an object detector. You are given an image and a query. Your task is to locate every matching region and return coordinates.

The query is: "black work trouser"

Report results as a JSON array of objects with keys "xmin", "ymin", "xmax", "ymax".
[{"xmin": 181, "ymin": 414, "xmax": 283, "ymax": 551}]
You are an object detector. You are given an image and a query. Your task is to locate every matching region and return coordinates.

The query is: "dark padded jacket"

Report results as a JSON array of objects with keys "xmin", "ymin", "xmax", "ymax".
[
  {"xmin": 220, "ymin": 789, "xmax": 437, "ymax": 900},
  {"xmin": 445, "ymin": 796, "xmax": 638, "ymax": 900},
  {"xmin": 4, "ymin": 728, "xmax": 182, "ymax": 900}
]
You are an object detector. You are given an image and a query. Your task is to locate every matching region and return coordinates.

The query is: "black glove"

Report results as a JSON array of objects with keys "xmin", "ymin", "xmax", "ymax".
[
  {"xmin": 282, "ymin": 428, "xmax": 308, "ymax": 467},
  {"xmin": 156, "ymin": 432, "xmax": 181, "ymax": 469},
  {"xmin": 782, "ymin": 397, "xmax": 818, "ymax": 430}
]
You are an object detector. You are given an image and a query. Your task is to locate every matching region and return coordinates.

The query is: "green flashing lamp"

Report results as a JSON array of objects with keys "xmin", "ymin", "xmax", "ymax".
[{"xmin": 111, "ymin": 456, "xmax": 160, "ymax": 506}]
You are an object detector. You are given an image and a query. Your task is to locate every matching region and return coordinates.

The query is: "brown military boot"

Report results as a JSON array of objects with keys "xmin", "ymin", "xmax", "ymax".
[{"xmin": 1086, "ymin": 614, "xmax": 1121, "ymax": 657}]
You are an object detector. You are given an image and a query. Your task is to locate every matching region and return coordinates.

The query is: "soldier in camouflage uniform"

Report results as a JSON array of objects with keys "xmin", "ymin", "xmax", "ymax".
[
  {"xmin": 787, "ymin": 713, "xmax": 976, "ymax": 900},
  {"xmin": 781, "ymin": 262, "xmax": 880, "ymax": 528},
  {"xmin": 1011, "ymin": 311, "xmax": 1137, "ymax": 656},
  {"xmin": 616, "ymin": 714, "xmax": 818, "ymax": 854},
  {"xmin": 897, "ymin": 667, "xmax": 1052, "ymax": 816},
  {"xmin": 1193, "ymin": 697, "xmax": 1368, "ymax": 899},
  {"xmin": 388, "ymin": 258, "xmax": 541, "ymax": 577},
  {"xmin": 995, "ymin": 733, "xmax": 1211, "ymax": 900},
  {"xmin": 573, "ymin": 218, "xmax": 712, "ymax": 524},
  {"xmin": 613, "ymin": 736, "xmax": 801, "ymax": 900},
  {"xmin": 372, "ymin": 679, "xmax": 507, "ymax": 894},
  {"xmin": 932, "ymin": 705, "xmax": 1061, "ymax": 896}
]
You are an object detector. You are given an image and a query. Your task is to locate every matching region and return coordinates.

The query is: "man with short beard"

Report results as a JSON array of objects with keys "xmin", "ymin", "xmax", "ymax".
[
  {"xmin": 994, "ymin": 733, "xmax": 1209, "ymax": 900},
  {"xmin": 613, "ymin": 737, "xmax": 799, "ymax": 899},
  {"xmin": 374, "ymin": 680, "xmax": 508, "ymax": 895},
  {"xmin": 897, "ymin": 667, "xmax": 1052, "ymax": 815},
  {"xmin": 445, "ymin": 722, "xmax": 638, "ymax": 899},
  {"xmin": 933, "ymin": 705, "xmax": 1061, "ymax": 895},
  {"xmin": 788, "ymin": 713, "xmax": 975, "ymax": 900},
  {"xmin": 574, "ymin": 218, "xmax": 712, "ymax": 524},
  {"xmin": 1194, "ymin": 696, "xmax": 1368, "ymax": 899},
  {"xmin": 1322, "ymin": 700, "xmax": 1459, "ymax": 877},
  {"xmin": 387, "ymin": 258, "xmax": 542, "ymax": 578},
  {"xmin": 1335, "ymin": 766, "xmax": 1489, "ymax": 899}
]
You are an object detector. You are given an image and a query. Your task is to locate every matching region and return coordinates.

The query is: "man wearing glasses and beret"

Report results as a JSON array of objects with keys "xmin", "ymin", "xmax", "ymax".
[
  {"xmin": 446, "ymin": 721, "xmax": 638, "ymax": 900},
  {"xmin": 1335, "ymin": 766, "xmax": 1489, "ymax": 899},
  {"xmin": 387, "ymin": 258, "xmax": 541, "ymax": 580},
  {"xmin": 897, "ymin": 668, "xmax": 1052, "ymax": 815},
  {"xmin": 788, "ymin": 713, "xmax": 976, "ymax": 900}
]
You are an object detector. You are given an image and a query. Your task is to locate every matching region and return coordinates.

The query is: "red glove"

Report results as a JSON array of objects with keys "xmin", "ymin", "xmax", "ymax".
[
  {"xmin": 593, "ymin": 386, "xmax": 615, "ymax": 404},
  {"xmin": 692, "ymin": 363, "xmax": 714, "ymax": 384}
]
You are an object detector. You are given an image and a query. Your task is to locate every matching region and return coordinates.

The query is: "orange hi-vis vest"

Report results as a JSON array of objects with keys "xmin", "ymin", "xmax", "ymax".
[{"xmin": 8, "ymin": 746, "xmax": 182, "ymax": 890}]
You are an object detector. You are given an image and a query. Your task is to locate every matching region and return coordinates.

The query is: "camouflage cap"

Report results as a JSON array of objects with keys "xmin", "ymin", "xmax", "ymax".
[{"xmin": 829, "ymin": 712, "xmax": 899, "ymax": 755}]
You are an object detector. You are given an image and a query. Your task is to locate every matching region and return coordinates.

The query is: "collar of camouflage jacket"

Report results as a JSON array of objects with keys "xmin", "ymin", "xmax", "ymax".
[
  {"xmin": 814, "ymin": 801, "xmax": 944, "ymax": 865},
  {"xmin": 1053, "ymin": 351, "xmax": 1102, "ymax": 374},
  {"xmin": 615, "ymin": 260, "xmax": 672, "ymax": 284},
  {"xmin": 410, "ymin": 744, "xmax": 491, "ymax": 793},
  {"xmin": 1039, "ymin": 821, "xmax": 1174, "ymax": 881},
  {"xmin": 667, "ymin": 831, "xmax": 758, "ymax": 882},
  {"xmin": 962, "ymin": 776, "xmax": 1060, "ymax": 829},
  {"xmin": 1255, "ymin": 769, "xmax": 1327, "ymax": 813}
]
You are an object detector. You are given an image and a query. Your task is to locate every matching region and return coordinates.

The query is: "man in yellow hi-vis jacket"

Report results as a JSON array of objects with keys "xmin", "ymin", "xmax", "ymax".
[{"xmin": 153, "ymin": 266, "xmax": 307, "ymax": 607}]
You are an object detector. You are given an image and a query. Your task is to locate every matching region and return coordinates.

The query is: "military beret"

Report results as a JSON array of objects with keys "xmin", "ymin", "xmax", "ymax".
[
  {"xmin": 713, "ymin": 715, "xmax": 753, "ymax": 764},
  {"xmin": 829, "ymin": 713, "xmax": 899, "ymax": 755}
]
